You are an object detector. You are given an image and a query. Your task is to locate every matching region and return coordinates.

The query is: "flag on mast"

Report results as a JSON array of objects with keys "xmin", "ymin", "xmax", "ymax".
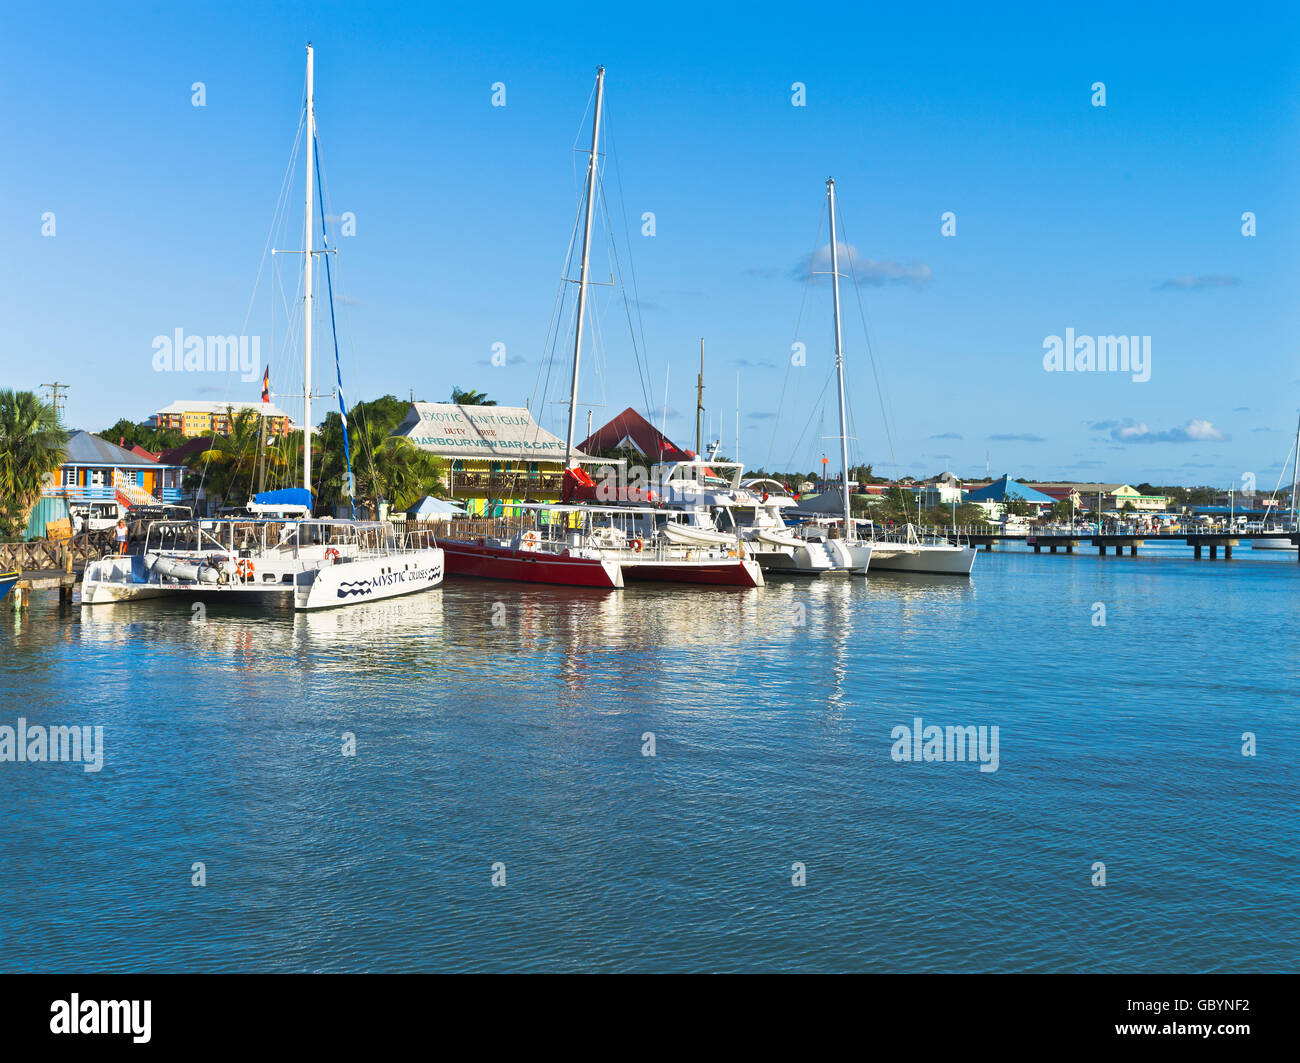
[{"xmin": 261, "ymin": 366, "xmax": 270, "ymax": 403}]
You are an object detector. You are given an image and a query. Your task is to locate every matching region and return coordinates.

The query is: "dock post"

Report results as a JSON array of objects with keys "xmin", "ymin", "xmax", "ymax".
[
  {"xmin": 1050, "ymin": 544, "xmax": 1057, "ymax": 553},
  {"xmin": 1034, "ymin": 543, "xmax": 1041, "ymax": 553},
  {"xmin": 1097, "ymin": 543, "xmax": 1106, "ymax": 556},
  {"xmin": 1194, "ymin": 543, "xmax": 1201, "ymax": 559},
  {"xmin": 1129, "ymin": 544, "xmax": 1137, "ymax": 557},
  {"xmin": 1210, "ymin": 544, "xmax": 1218, "ymax": 559},
  {"xmin": 1224, "ymin": 544, "xmax": 1232, "ymax": 560},
  {"xmin": 1066, "ymin": 542, "xmax": 1074, "ymax": 554}
]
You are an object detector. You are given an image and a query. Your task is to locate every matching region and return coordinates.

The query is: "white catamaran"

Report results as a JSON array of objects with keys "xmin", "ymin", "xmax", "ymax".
[{"xmin": 82, "ymin": 44, "xmax": 444, "ymax": 610}]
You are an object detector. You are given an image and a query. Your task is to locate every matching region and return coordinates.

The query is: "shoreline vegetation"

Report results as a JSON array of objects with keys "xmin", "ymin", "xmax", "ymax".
[{"xmin": 0, "ymin": 388, "xmax": 1279, "ymax": 544}]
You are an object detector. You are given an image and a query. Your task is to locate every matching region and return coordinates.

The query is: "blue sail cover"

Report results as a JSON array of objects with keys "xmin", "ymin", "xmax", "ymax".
[{"xmin": 252, "ymin": 488, "xmax": 313, "ymax": 510}]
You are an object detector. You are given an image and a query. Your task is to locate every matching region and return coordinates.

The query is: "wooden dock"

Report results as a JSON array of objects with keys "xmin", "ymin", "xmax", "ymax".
[
  {"xmin": 2, "ymin": 529, "xmax": 114, "ymax": 605},
  {"xmin": 952, "ymin": 530, "xmax": 1300, "ymax": 560}
]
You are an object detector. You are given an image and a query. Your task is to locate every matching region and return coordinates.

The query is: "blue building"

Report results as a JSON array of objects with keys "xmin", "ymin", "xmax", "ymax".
[{"xmin": 40, "ymin": 431, "xmax": 184, "ymax": 530}]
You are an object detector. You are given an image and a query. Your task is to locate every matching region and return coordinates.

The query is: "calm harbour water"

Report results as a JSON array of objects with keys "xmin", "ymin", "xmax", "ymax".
[{"xmin": 1, "ymin": 546, "xmax": 1297, "ymax": 972}]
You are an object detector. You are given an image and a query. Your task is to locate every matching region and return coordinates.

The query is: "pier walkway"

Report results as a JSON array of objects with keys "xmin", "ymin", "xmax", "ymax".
[{"xmin": 939, "ymin": 528, "xmax": 1300, "ymax": 560}]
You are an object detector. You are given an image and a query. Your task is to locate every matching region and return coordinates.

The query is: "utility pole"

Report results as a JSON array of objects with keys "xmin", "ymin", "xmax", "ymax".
[
  {"xmin": 42, "ymin": 382, "xmax": 69, "ymax": 423},
  {"xmin": 696, "ymin": 339, "xmax": 705, "ymax": 457}
]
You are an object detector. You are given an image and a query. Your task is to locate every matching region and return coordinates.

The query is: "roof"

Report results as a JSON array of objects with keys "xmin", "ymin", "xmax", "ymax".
[
  {"xmin": 64, "ymin": 431, "xmax": 165, "ymax": 468},
  {"xmin": 963, "ymin": 475, "xmax": 1058, "ymax": 504},
  {"xmin": 158, "ymin": 436, "xmax": 217, "ymax": 465},
  {"xmin": 392, "ymin": 403, "xmax": 598, "ymax": 463},
  {"xmin": 156, "ymin": 400, "xmax": 292, "ymax": 418},
  {"xmin": 407, "ymin": 496, "xmax": 468, "ymax": 517},
  {"xmin": 578, "ymin": 407, "xmax": 696, "ymax": 463}
]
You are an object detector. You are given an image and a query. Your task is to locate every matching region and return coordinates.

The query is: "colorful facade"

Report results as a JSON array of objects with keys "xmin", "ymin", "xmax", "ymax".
[
  {"xmin": 42, "ymin": 432, "xmax": 183, "ymax": 526},
  {"xmin": 393, "ymin": 403, "xmax": 603, "ymax": 506},
  {"xmin": 151, "ymin": 401, "xmax": 294, "ymax": 438}
]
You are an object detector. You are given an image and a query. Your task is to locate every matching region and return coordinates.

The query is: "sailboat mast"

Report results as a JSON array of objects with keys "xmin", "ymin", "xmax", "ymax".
[
  {"xmin": 302, "ymin": 43, "xmax": 315, "ymax": 494},
  {"xmin": 1292, "ymin": 411, "xmax": 1299, "ymax": 527},
  {"xmin": 563, "ymin": 65, "xmax": 605, "ymax": 469},
  {"xmin": 696, "ymin": 339, "xmax": 705, "ymax": 456},
  {"xmin": 827, "ymin": 178, "xmax": 852, "ymax": 535}
]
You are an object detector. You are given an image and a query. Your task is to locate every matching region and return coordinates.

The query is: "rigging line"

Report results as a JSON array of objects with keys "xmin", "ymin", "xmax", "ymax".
[
  {"xmin": 313, "ymin": 132, "xmax": 355, "ymax": 518},
  {"xmin": 529, "ymin": 171, "xmax": 588, "ymax": 424},
  {"xmin": 766, "ymin": 203, "xmax": 826, "ymax": 471},
  {"xmin": 600, "ymin": 106, "xmax": 655, "ymax": 418},
  {"xmin": 836, "ymin": 199, "xmax": 910, "ymax": 512},
  {"xmin": 570, "ymin": 76, "xmax": 599, "ymax": 188},
  {"xmin": 310, "ymin": 131, "xmax": 376, "ymax": 495},
  {"xmin": 782, "ymin": 370, "xmax": 834, "ymax": 472},
  {"xmin": 1264, "ymin": 430, "xmax": 1298, "ymax": 505},
  {"xmin": 598, "ymin": 175, "xmax": 654, "ymax": 423},
  {"xmin": 195, "ymin": 105, "xmax": 307, "ymax": 502}
]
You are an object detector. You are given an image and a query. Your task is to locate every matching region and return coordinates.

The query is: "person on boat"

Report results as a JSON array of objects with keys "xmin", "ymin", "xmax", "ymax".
[{"xmin": 115, "ymin": 519, "xmax": 128, "ymax": 555}]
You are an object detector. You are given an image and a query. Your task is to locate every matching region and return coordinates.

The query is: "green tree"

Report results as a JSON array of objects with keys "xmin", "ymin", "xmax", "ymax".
[
  {"xmin": 924, "ymin": 503, "xmax": 992, "ymax": 529},
  {"xmin": 100, "ymin": 418, "xmax": 186, "ymax": 453},
  {"xmin": 0, "ymin": 390, "xmax": 69, "ymax": 538},
  {"xmin": 1047, "ymin": 499, "xmax": 1074, "ymax": 522},
  {"xmin": 315, "ymin": 395, "xmax": 435, "ymax": 514},
  {"xmin": 450, "ymin": 387, "xmax": 497, "ymax": 406},
  {"xmin": 188, "ymin": 407, "xmax": 267, "ymax": 508}
]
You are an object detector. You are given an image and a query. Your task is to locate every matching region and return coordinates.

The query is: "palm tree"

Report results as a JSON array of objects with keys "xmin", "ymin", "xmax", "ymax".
[
  {"xmin": 350, "ymin": 418, "xmax": 445, "ymax": 516},
  {"xmin": 188, "ymin": 407, "xmax": 265, "ymax": 508},
  {"xmin": 0, "ymin": 390, "xmax": 69, "ymax": 538},
  {"xmin": 450, "ymin": 387, "xmax": 496, "ymax": 406}
]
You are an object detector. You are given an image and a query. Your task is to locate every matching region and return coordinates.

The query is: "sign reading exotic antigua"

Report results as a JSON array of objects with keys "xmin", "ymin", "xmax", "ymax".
[{"xmin": 391, "ymin": 403, "xmax": 600, "ymax": 462}]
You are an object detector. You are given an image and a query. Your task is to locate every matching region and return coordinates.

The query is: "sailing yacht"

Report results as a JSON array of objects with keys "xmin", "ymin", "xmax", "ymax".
[
  {"xmin": 437, "ymin": 67, "xmax": 762, "ymax": 589},
  {"xmin": 82, "ymin": 44, "xmax": 444, "ymax": 610},
  {"xmin": 643, "ymin": 459, "xmax": 865, "ymax": 574},
  {"xmin": 1252, "ymin": 412, "xmax": 1299, "ymax": 550},
  {"xmin": 797, "ymin": 178, "xmax": 976, "ymax": 577}
]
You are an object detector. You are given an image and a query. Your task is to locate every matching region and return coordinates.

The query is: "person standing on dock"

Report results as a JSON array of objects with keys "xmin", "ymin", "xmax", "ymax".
[{"xmin": 115, "ymin": 519, "xmax": 128, "ymax": 555}]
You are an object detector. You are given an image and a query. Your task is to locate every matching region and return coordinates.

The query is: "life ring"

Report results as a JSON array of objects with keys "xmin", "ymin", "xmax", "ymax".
[
  {"xmin": 520, "ymin": 530, "xmax": 541, "ymax": 550},
  {"xmin": 236, "ymin": 559, "xmax": 255, "ymax": 580},
  {"xmin": 324, "ymin": 547, "xmax": 340, "ymax": 561},
  {"xmin": 630, "ymin": 538, "xmax": 643, "ymax": 553}
]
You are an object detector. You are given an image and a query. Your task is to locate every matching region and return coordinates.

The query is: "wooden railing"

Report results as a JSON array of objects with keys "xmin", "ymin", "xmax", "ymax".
[{"xmin": 0, "ymin": 529, "xmax": 116, "ymax": 573}]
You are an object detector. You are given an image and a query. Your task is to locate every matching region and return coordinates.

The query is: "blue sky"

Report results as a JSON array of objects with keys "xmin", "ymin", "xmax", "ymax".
[{"xmin": 2, "ymin": 1, "xmax": 1298, "ymax": 487}]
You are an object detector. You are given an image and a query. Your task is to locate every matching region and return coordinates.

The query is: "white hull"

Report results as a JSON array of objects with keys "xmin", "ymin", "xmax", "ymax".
[
  {"xmin": 868, "ymin": 543, "xmax": 977, "ymax": 575},
  {"xmin": 757, "ymin": 538, "xmax": 871, "ymax": 575},
  {"xmin": 1250, "ymin": 537, "xmax": 1297, "ymax": 550},
  {"xmin": 294, "ymin": 548, "xmax": 444, "ymax": 609}
]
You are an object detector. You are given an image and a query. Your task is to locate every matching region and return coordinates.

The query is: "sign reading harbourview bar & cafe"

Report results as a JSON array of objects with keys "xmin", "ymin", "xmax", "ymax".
[{"xmin": 392, "ymin": 403, "xmax": 600, "ymax": 463}]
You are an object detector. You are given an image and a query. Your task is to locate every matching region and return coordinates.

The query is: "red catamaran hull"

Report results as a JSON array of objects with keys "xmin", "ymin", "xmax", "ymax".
[{"xmin": 440, "ymin": 540, "xmax": 623, "ymax": 588}]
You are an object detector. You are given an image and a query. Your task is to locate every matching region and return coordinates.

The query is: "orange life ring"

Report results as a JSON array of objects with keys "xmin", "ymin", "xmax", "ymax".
[
  {"xmin": 324, "ymin": 547, "xmax": 340, "ymax": 561},
  {"xmin": 236, "ymin": 559, "xmax": 255, "ymax": 579},
  {"xmin": 631, "ymin": 538, "xmax": 643, "ymax": 553}
]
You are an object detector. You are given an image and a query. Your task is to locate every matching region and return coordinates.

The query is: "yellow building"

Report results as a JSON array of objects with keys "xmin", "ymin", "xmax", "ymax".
[
  {"xmin": 151, "ymin": 401, "xmax": 295, "ymax": 438},
  {"xmin": 392, "ymin": 402, "xmax": 602, "ymax": 514}
]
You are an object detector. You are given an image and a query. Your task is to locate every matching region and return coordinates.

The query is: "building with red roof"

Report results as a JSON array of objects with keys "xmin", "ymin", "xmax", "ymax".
[{"xmin": 577, "ymin": 407, "xmax": 696, "ymax": 463}]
